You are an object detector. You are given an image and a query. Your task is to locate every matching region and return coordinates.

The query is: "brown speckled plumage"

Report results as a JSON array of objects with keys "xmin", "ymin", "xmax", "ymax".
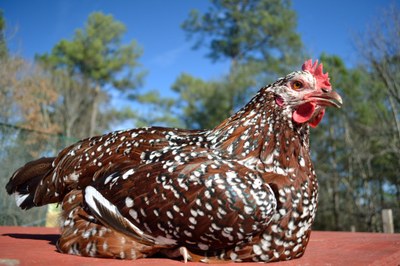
[{"xmin": 6, "ymin": 60, "xmax": 342, "ymax": 263}]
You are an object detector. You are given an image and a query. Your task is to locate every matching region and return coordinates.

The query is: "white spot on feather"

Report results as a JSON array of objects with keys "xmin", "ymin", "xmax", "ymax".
[
  {"xmin": 125, "ymin": 197, "xmax": 134, "ymax": 208},
  {"xmin": 198, "ymin": 243, "xmax": 209, "ymax": 250},
  {"xmin": 299, "ymin": 156, "xmax": 305, "ymax": 167},
  {"xmin": 69, "ymin": 172, "xmax": 79, "ymax": 181},
  {"xmin": 253, "ymin": 245, "xmax": 262, "ymax": 255},
  {"xmin": 15, "ymin": 193, "xmax": 29, "ymax": 207},
  {"xmin": 129, "ymin": 209, "xmax": 138, "ymax": 220},
  {"xmin": 263, "ymin": 154, "xmax": 273, "ymax": 165},
  {"xmin": 154, "ymin": 235, "xmax": 177, "ymax": 245},
  {"xmin": 122, "ymin": 169, "xmax": 135, "ymax": 179}
]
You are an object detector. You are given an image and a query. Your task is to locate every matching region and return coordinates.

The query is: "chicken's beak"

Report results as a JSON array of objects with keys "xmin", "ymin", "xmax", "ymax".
[{"xmin": 305, "ymin": 90, "xmax": 343, "ymax": 108}]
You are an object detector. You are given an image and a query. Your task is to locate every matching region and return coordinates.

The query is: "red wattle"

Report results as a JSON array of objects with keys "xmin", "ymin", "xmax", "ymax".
[
  {"xmin": 309, "ymin": 109, "xmax": 325, "ymax": 128},
  {"xmin": 293, "ymin": 102, "xmax": 315, "ymax": 124}
]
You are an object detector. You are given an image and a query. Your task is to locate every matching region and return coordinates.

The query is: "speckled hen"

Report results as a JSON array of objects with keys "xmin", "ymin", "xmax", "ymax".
[{"xmin": 6, "ymin": 59, "xmax": 342, "ymax": 263}]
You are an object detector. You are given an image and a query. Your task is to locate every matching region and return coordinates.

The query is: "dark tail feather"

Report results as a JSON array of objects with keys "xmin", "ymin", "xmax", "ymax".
[{"xmin": 6, "ymin": 157, "xmax": 55, "ymax": 210}]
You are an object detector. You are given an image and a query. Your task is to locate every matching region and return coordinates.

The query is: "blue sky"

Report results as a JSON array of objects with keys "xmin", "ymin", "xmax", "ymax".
[{"xmin": 1, "ymin": 0, "xmax": 395, "ymax": 122}]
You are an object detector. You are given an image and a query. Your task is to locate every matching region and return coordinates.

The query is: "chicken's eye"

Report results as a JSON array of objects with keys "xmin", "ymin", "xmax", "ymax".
[{"xmin": 292, "ymin": 81, "xmax": 303, "ymax": 90}]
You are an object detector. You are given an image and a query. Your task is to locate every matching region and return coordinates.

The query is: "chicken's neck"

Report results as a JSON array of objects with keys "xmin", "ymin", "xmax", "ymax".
[{"xmin": 206, "ymin": 88, "xmax": 312, "ymax": 177}]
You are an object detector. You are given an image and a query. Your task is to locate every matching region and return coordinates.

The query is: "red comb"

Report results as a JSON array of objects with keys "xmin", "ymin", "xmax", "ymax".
[{"xmin": 302, "ymin": 59, "xmax": 332, "ymax": 90}]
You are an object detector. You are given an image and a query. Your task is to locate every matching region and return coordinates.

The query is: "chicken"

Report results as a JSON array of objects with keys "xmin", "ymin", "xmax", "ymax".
[{"xmin": 6, "ymin": 59, "xmax": 342, "ymax": 263}]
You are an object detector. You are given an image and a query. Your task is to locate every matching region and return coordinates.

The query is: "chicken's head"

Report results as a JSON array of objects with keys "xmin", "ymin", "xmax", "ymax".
[{"xmin": 273, "ymin": 59, "xmax": 342, "ymax": 128}]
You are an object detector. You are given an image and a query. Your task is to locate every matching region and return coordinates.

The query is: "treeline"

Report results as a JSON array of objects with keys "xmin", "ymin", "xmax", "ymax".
[{"xmin": 0, "ymin": 1, "xmax": 398, "ymax": 232}]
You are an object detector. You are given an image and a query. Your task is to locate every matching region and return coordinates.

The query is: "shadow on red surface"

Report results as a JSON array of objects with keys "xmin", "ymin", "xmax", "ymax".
[{"xmin": 5, "ymin": 232, "xmax": 59, "ymax": 245}]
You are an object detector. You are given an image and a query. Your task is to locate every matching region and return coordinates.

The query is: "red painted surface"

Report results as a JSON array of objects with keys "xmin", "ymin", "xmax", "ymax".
[{"xmin": 0, "ymin": 226, "xmax": 399, "ymax": 266}]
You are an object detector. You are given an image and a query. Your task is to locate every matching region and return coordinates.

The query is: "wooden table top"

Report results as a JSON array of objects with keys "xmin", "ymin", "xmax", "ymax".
[{"xmin": 0, "ymin": 226, "xmax": 399, "ymax": 265}]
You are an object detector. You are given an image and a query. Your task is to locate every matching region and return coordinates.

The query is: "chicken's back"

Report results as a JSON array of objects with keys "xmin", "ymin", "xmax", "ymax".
[{"xmin": 5, "ymin": 126, "xmax": 206, "ymax": 210}]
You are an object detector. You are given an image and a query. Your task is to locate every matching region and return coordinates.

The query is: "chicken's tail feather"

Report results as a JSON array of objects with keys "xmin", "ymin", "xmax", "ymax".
[
  {"xmin": 58, "ymin": 190, "xmax": 158, "ymax": 259},
  {"xmin": 5, "ymin": 157, "xmax": 55, "ymax": 210}
]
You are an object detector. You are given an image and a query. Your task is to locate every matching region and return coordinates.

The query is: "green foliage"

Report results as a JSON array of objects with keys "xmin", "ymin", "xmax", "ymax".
[
  {"xmin": 0, "ymin": 10, "xmax": 7, "ymax": 60},
  {"xmin": 141, "ymin": 0, "xmax": 304, "ymax": 130},
  {"xmin": 311, "ymin": 54, "xmax": 400, "ymax": 232},
  {"xmin": 172, "ymin": 73, "xmax": 229, "ymax": 129},
  {"xmin": 126, "ymin": 90, "xmax": 181, "ymax": 128},
  {"xmin": 182, "ymin": 0, "xmax": 302, "ymax": 67},
  {"xmin": 36, "ymin": 12, "xmax": 145, "ymax": 138},
  {"xmin": 38, "ymin": 12, "xmax": 144, "ymax": 92},
  {"xmin": 172, "ymin": 62, "xmax": 260, "ymax": 129},
  {"xmin": 161, "ymin": 0, "xmax": 304, "ymax": 130}
]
